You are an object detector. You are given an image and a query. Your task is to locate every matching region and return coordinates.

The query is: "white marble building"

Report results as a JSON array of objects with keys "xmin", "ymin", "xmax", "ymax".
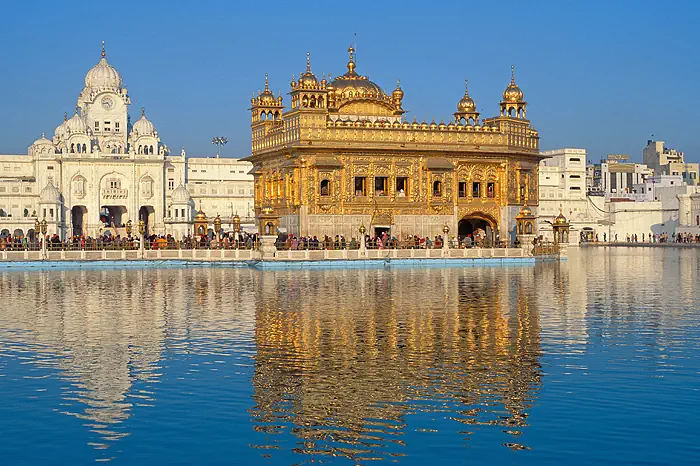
[
  {"xmin": 537, "ymin": 148, "xmax": 600, "ymax": 242},
  {"xmin": 0, "ymin": 43, "xmax": 253, "ymax": 241}
]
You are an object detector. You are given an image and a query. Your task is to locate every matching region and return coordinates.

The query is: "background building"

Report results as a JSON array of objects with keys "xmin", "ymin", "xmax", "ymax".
[
  {"xmin": 600, "ymin": 154, "xmax": 652, "ymax": 195},
  {"xmin": 184, "ymin": 157, "xmax": 255, "ymax": 231},
  {"xmin": 537, "ymin": 148, "xmax": 595, "ymax": 242},
  {"xmin": 643, "ymin": 140, "xmax": 698, "ymax": 184},
  {"xmin": 0, "ymin": 44, "xmax": 253, "ymax": 241}
]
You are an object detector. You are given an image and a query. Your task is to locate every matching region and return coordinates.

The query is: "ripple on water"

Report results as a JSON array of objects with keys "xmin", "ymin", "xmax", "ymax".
[{"xmin": 0, "ymin": 250, "xmax": 699, "ymax": 463}]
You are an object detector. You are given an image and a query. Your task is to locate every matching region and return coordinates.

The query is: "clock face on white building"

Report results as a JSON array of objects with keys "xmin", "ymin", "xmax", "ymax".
[{"xmin": 101, "ymin": 97, "xmax": 114, "ymax": 110}]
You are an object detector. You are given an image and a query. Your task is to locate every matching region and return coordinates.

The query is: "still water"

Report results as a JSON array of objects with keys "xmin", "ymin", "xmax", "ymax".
[{"xmin": 0, "ymin": 249, "xmax": 698, "ymax": 465}]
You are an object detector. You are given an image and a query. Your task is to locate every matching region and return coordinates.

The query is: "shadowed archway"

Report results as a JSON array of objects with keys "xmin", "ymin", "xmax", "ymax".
[{"xmin": 458, "ymin": 212, "xmax": 498, "ymax": 246}]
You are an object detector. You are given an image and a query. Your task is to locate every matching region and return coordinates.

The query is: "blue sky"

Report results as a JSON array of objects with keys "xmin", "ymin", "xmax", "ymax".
[{"xmin": 0, "ymin": 0, "xmax": 697, "ymax": 162}]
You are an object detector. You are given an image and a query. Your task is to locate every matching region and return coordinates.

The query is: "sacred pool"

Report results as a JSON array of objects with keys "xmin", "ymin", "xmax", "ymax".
[{"xmin": 0, "ymin": 248, "xmax": 698, "ymax": 464}]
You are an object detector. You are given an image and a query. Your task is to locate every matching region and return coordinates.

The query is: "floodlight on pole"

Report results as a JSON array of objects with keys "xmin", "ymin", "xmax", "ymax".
[{"xmin": 212, "ymin": 137, "xmax": 228, "ymax": 158}]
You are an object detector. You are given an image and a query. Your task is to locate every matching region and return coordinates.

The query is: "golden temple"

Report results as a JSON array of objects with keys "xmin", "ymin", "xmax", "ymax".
[{"xmin": 246, "ymin": 48, "xmax": 542, "ymax": 242}]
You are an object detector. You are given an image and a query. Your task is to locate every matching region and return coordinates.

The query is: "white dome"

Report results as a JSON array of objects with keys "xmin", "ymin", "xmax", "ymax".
[
  {"xmin": 85, "ymin": 44, "xmax": 122, "ymax": 89},
  {"xmin": 54, "ymin": 113, "xmax": 69, "ymax": 140},
  {"xmin": 33, "ymin": 133, "xmax": 53, "ymax": 147},
  {"xmin": 132, "ymin": 108, "xmax": 155, "ymax": 135},
  {"xmin": 66, "ymin": 112, "xmax": 88, "ymax": 134},
  {"xmin": 171, "ymin": 183, "xmax": 191, "ymax": 204},
  {"xmin": 40, "ymin": 181, "xmax": 61, "ymax": 203}
]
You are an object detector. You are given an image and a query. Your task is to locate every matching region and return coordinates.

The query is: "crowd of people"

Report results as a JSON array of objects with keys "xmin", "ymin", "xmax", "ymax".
[
  {"xmin": 0, "ymin": 231, "xmax": 262, "ymax": 251},
  {"xmin": 0, "ymin": 230, "xmax": 502, "ymax": 251},
  {"xmin": 581, "ymin": 231, "xmax": 700, "ymax": 244},
  {"xmin": 275, "ymin": 231, "xmax": 492, "ymax": 250}
]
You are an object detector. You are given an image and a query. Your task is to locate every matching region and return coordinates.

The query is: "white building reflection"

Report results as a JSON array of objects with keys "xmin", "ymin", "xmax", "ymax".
[{"xmin": 0, "ymin": 267, "xmax": 257, "ymax": 450}]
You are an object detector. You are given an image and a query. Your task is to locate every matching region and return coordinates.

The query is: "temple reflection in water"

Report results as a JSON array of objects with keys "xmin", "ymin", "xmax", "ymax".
[
  {"xmin": 0, "ymin": 263, "xmax": 573, "ymax": 462},
  {"xmin": 251, "ymin": 267, "xmax": 545, "ymax": 460}
]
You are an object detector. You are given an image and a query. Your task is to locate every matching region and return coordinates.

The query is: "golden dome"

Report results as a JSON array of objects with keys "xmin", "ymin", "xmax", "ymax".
[
  {"xmin": 298, "ymin": 52, "xmax": 318, "ymax": 89},
  {"xmin": 518, "ymin": 203, "xmax": 533, "ymax": 217},
  {"xmin": 330, "ymin": 46, "xmax": 386, "ymax": 99},
  {"xmin": 503, "ymin": 65, "xmax": 524, "ymax": 103},
  {"xmin": 392, "ymin": 79, "xmax": 404, "ymax": 100},
  {"xmin": 554, "ymin": 211, "xmax": 568, "ymax": 225},
  {"xmin": 258, "ymin": 73, "xmax": 277, "ymax": 106},
  {"xmin": 195, "ymin": 209, "xmax": 207, "ymax": 221},
  {"xmin": 457, "ymin": 79, "xmax": 476, "ymax": 112}
]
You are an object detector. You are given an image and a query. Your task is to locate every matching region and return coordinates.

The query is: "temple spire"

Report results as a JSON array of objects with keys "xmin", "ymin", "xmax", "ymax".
[{"xmin": 101, "ymin": 40, "xmax": 106, "ymax": 58}]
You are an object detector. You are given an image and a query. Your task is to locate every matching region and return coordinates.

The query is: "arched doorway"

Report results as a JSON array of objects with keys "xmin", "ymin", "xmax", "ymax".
[
  {"xmin": 139, "ymin": 206, "xmax": 155, "ymax": 236},
  {"xmin": 458, "ymin": 213, "xmax": 497, "ymax": 247},
  {"xmin": 71, "ymin": 206, "xmax": 87, "ymax": 237}
]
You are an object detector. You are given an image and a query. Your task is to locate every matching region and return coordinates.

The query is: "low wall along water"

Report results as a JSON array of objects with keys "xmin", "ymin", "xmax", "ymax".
[{"xmin": 0, "ymin": 246, "xmax": 560, "ymax": 270}]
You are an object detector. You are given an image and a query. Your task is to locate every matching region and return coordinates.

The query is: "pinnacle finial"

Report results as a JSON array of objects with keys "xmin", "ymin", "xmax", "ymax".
[
  {"xmin": 264, "ymin": 73, "xmax": 269, "ymax": 90},
  {"xmin": 141, "ymin": 107, "xmax": 145, "ymax": 117},
  {"xmin": 63, "ymin": 112, "xmax": 67, "ymax": 121},
  {"xmin": 101, "ymin": 40, "xmax": 106, "ymax": 58},
  {"xmin": 75, "ymin": 105, "xmax": 80, "ymax": 115},
  {"xmin": 511, "ymin": 65, "xmax": 515, "ymax": 83},
  {"xmin": 347, "ymin": 45, "xmax": 356, "ymax": 74},
  {"xmin": 396, "ymin": 78, "xmax": 401, "ymax": 88},
  {"xmin": 41, "ymin": 132, "xmax": 45, "ymax": 138},
  {"xmin": 464, "ymin": 78, "xmax": 469, "ymax": 95},
  {"xmin": 306, "ymin": 52, "xmax": 311, "ymax": 72}
]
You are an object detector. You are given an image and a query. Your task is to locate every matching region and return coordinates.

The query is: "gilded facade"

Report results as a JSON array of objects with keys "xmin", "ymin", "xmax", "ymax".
[{"xmin": 246, "ymin": 48, "xmax": 542, "ymax": 241}]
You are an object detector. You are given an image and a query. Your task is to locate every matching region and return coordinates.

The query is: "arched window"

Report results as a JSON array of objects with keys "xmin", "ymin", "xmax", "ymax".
[
  {"xmin": 70, "ymin": 143, "xmax": 75, "ymax": 153},
  {"xmin": 433, "ymin": 180, "xmax": 442, "ymax": 197},
  {"xmin": 320, "ymin": 179, "xmax": 330, "ymax": 196},
  {"xmin": 73, "ymin": 176, "xmax": 86, "ymax": 196},
  {"xmin": 141, "ymin": 176, "xmax": 154, "ymax": 198},
  {"xmin": 82, "ymin": 144, "xmax": 87, "ymax": 153},
  {"xmin": 525, "ymin": 221, "xmax": 533, "ymax": 234},
  {"xmin": 150, "ymin": 145, "xmax": 154, "ymax": 155}
]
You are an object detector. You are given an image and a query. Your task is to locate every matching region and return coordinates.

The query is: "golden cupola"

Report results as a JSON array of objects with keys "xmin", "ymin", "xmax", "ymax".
[
  {"xmin": 392, "ymin": 79, "xmax": 404, "ymax": 110},
  {"xmin": 298, "ymin": 52, "xmax": 319, "ymax": 89},
  {"xmin": 194, "ymin": 208, "xmax": 207, "ymax": 221},
  {"xmin": 250, "ymin": 73, "xmax": 283, "ymax": 124},
  {"xmin": 454, "ymin": 78, "xmax": 479, "ymax": 125},
  {"xmin": 258, "ymin": 74, "xmax": 277, "ymax": 106},
  {"xmin": 500, "ymin": 65, "xmax": 527, "ymax": 119},
  {"xmin": 502, "ymin": 66, "xmax": 524, "ymax": 103},
  {"xmin": 554, "ymin": 210, "xmax": 568, "ymax": 225}
]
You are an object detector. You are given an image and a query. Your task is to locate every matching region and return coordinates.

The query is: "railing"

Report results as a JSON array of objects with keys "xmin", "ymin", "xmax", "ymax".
[
  {"xmin": 0, "ymin": 239, "xmax": 261, "ymax": 251},
  {"xmin": 274, "ymin": 237, "xmax": 508, "ymax": 251},
  {"xmin": 533, "ymin": 241, "xmax": 560, "ymax": 256},
  {"xmin": 0, "ymin": 241, "xmax": 41, "ymax": 251},
  {"xmin": 101, "ymin": 188, "xmax": 129, "ymax": 199}
]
